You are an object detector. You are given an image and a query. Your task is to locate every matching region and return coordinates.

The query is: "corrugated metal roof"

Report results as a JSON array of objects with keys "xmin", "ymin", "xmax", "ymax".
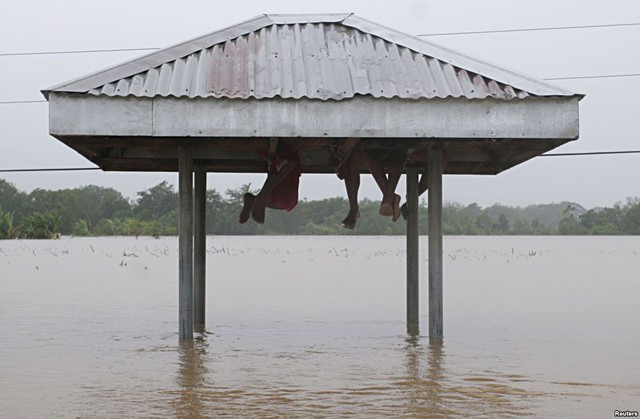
[{"xmin": 44, "ymin": 14, "xmax": 580, "ymax": 101}]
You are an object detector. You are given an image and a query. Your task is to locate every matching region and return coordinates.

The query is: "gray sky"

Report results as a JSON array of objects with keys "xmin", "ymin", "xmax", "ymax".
[{"xmin": 1, "ymin": 0, "xmax": 639, "ymax": 208}]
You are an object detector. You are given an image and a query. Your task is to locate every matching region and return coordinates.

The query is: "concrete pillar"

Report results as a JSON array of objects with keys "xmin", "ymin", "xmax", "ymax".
[
  {"xmin": 178, "ymin": 147, "xmax": 194, "ymax": 341},
  {"xmin": 428, "ymin": 149, "xmax": 443, "ymax": 339},
  {"xmin": 193, "ymin": 167, "xmax": 207, "ymax": 332},
  {"xmin": 406, "ymin": 165, "xmax": 420, "ymax": 335}
]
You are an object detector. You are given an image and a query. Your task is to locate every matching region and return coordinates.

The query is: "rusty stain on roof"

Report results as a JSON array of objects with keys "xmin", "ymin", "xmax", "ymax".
[{"xmin": 44, "ymin": 14, "xmax": 580, "ymax": 101}]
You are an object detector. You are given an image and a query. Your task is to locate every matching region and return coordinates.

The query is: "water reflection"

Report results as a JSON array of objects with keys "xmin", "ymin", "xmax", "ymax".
[
  {"xmin": 402, "ymin": 336, "xmax": 538, "ymax": 417},
  {"xmin": 402, "ymin": 335, "xmax": 452, "ymax": 417},
  {"xmin": 3, "ymin": 236, "xmax": 638, "ymax": 417},
  {"xmin": 175, "ymin": 334, "xmax": 209, "ymax": 419}
]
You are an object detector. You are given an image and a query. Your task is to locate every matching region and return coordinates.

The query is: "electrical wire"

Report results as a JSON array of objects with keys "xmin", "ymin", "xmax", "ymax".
[
  {"xmin": 541, "ymin": 150, "xmax": 640, "ymax": 157},
  {"xmin": 0, "ymin": 22, "xmax": 638, "ymax": 57},
  {"xmin": 0, "ymin": 24, "xmax": 637, "ymax": 174},
  {"xmin": 0, "ymin": 167, "xmax": 100, "ymax": 173},
  {"xmin": 0, "ymin": 47, "xmax": 159, "ymax": 57},
  {"xmin": 0, "ymin": 100, "xmax": 47, "ymax": 105},
  {"xmin": 545, "ymin": 73, "xmax": 640, "ymax": 80},
  {"xmin": 417, "ymin": 22, "xmax": 640, "ymax": 37},
  {"xmin": 2, "ymin": 151, "xmax": 639, "ymax": 173}
]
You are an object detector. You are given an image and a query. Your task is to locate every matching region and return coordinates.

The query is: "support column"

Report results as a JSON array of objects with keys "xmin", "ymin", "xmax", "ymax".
[
  {"xmin": 406, "ymin": 165, "xmax": 420, "ymax": 335},
  {"xmin": 194, "ymin": 167, "xmax": 207, "ymax": 332},
  {"xmin": 428, "ymin": 149, "xmax": 444, "ymax": 339},
  {"xmin": 178, "ymin": 147, "xmax": 194, "ymax": 341}
]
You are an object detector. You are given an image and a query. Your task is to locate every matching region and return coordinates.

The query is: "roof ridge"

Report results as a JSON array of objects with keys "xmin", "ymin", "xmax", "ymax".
[{"xmin": 265, "ymin": 13, "xmax": 353, "ymax": 24}]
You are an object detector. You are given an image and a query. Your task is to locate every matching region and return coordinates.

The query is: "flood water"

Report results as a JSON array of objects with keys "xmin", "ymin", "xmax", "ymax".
[{"xmin": 1, "ymin": 236, "xmax": 638, "ymax": 418}]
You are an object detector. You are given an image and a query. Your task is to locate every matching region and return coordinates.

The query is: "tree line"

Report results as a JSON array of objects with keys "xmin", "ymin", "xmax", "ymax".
[{"xmin": 1, "ymin": 178, "xmax": 640, "ymax": 239}]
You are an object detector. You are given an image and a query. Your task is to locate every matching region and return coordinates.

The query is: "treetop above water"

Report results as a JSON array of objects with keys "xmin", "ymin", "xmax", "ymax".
[{"xmin": 2, "ymin": 179, "xmax": 639, "ymax": 238}]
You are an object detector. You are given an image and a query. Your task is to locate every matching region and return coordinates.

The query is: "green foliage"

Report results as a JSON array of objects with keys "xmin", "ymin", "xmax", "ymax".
[
  {"xmin": 559, "ymin": 205, "xmax": 588, "ymax": 235},
  {"xmin": 496, "ymin": 213, "xmax": 510, "ymax": 234},
  {"xmin": 622, "ymin": 199, "xmax": 640, "ymax": 235},
  {"xmin": 0, "ymin": 180, "xmax": 29, "ymax": 227},
  {"xmin": 94, "ymin": 219, "xmax": 117, "ymax": 236},
  {"xmin": 4, "ymin": 177, "xmax": 640, "ymax": 237},
  {"xmin": 135, "ymin": 181, "xmax": 177, "ymax": 220},
  {"xmin": 18, "ymin": 185, "xmax": 131, "ymax": 234},
  {"xmin": 558, "ymin": 217, "xmax": 587, "ymax": 235},
  {"xmin": 19, "ymin": 211, "xmax": 61, "ymax": 239},
  {"xmin": 579, "ymin": 204, "xmax": 624, "ymax": 235},
  {"xmin": 72, "ymin": 219, "xmax": 90, "ymax": 236},
  {"xmin": 0, "ymin": 208, "xmax": 18, "ymax": 239}
]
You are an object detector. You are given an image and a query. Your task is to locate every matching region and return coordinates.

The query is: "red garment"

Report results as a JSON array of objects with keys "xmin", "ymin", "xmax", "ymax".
[{"xmin": 267, "ymin": 143, "xmax": 301, "ymax": 211}]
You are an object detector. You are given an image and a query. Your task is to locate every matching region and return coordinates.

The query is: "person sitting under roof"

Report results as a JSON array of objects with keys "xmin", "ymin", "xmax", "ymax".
[
  {"xmin": 363, "ymin": 149, "xmax": 405, "ymax": 222},
  {"xmin": 334, "ymin": 138, "xmax": 362, "ymax": 230},
  {"xmin": 337, "ymin": 156, "xmax": 362, "ymax": 229},
  {"xmin": 239, "ymin": 140, "xmax": 302, "ymax": 224},
  {"xmin": 362, "ymin": 148, "xmax": 449, "ymax": 222},
  {"xmin": 239, "ymin": 138, "xmax": 363, "ymax": 226},
  {"xmin": 239, "ymin": 137, "xmax": 368, "ymax": 229}
]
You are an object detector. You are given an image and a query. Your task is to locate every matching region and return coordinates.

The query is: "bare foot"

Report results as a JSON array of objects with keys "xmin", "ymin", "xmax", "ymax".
[
  {"xmin": 400, "ymin": 203, "xmax": 408, "ymax": 220},
  {"xmin": 251, "ymin": 196, "xmax": 266, "ymax": 224},
  {"xmin": 239, "ymin": 193, "xmax": 255, "ymax": 224},
  {"xmin": 392, "ymin": 194, "xmax": 401, "ymax": 222},
  {"xmin": 379, "ymin": 197, "xmax": 393, "ymax": 217},
  {"xmin": 341, "ymin": 209, "xmax": 360, "ymax": 230}
]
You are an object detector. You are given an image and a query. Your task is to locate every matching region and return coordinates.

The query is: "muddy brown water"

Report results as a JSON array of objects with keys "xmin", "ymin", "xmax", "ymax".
[{"xmin": 1, "ymin": 236, "xmax": 638, "ymax": 418}]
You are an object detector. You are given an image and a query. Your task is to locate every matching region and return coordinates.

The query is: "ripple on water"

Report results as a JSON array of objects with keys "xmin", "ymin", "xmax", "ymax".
[{"xmin": 1, "ymin": 236, "xmax": 639, "ymax": 418}]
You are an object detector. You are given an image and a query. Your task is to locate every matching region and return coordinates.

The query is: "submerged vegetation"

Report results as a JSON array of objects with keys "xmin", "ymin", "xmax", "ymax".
[{"xmin": 1, "ymin": 178, "xmax": 640, "ymax": 238}]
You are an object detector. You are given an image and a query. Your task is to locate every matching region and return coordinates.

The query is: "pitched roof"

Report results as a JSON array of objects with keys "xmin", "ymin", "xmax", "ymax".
[{"xmin": 43, "ymin": 13, "xmax": 579, "ymax": 101}]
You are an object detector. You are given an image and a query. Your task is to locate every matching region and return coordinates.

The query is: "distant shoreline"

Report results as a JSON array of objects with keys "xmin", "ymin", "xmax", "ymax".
[{"xmin": 2, "ymin": 179, "xmax": 640, "ymax": 238}]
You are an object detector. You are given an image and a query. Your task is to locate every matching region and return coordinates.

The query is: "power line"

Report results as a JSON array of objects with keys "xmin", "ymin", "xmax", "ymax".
[
  {"xmin": 418, "ymin": 22, "xmax": 640, "ymax": 37},
  {"xmin": 0, "ymin": 100, "xmax": 47, "ymax": 105},
  {"xmin": 2, "ymin": 151, "xmax": 639, "ymax": 173},
  {"xmin": 0, "ymin": 47, "xmax": 159, "ymax": 57},
  {"xmin": 0, "ymin": 22, "xmax": 638, "ymax": 57},
  {"xmin": 541, "ymin": 150, "xmax": 640, "ymax": 157},
  {"xmin": 0, "ymin": 167, "xmax": 101, "ymax": 173},
  {"xmin": 545, "ymin": 73, "xmax": 640, "ymax": 81}
]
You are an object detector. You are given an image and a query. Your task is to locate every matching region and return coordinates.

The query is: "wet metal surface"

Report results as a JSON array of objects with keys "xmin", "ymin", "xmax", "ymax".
[{"xmin": 45, "ymin": 15, "xmax": 579, "ymax": 101}]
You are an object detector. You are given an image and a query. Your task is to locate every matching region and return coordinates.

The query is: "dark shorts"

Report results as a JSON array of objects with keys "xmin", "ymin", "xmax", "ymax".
[{"xmin": 267, "ymin": 142, "xmax": 301, "ymax": 211}]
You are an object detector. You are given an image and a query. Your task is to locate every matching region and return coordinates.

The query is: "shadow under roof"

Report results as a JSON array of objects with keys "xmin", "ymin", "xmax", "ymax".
[{"xmin": 43, "ymin": 13, "xmax": 582, "ymax": 175}]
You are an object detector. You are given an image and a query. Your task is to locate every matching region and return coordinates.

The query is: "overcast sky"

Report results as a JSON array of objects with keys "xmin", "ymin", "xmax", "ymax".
[{"xmin": 1, "ymin": 0, "xmax": 639, "ymax": 208}]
